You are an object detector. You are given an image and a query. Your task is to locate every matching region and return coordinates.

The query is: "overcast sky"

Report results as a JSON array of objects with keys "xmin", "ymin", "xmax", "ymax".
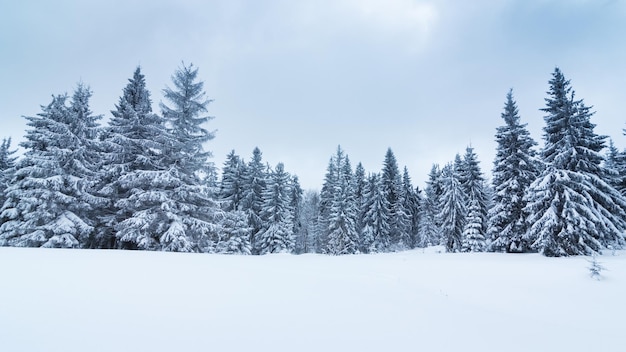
[{"xmin": 1, "ymin": 0, "xmax": 625, "ymax": 190}]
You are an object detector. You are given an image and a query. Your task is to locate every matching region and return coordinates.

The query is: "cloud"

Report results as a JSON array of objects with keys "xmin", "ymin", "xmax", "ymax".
[{"xmin": 341, "ymin": 0, "xmax": 438, "ymax": 34}]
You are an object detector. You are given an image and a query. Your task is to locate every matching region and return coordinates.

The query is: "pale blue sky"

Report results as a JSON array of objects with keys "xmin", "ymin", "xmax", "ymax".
[{"xmin": 1, "ymin": 0, "xmax": 625, "ymax": 189}]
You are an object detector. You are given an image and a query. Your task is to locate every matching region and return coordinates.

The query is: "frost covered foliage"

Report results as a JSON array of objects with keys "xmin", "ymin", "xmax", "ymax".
[
  {"xmin": 382, "ymin": 149, "xmax": 412, "ymax": 251},
  {"xmin": 157, "ymin": 63, "xmax": 220, "ymax": 252},
  {"xmin": 100, "ymin": 64, "xmax": 220, "ymax": 252},
  {"xmin": 219, "ymin": 150, "xmax": 247, "ymax": 212},
  {"xmin": 257, "ymin": 163, "xmax": 294, "ymax": 254},
  {"xmin": 418, "ymin": 164, "xmax": 443, "ymax": 247},
  {"xmin": 327, "ymin": 155, "xmax": 359, "ymax": 255},
  {"xmin": 604, "ymin": 140, "xmax": 626, "ymax": 195},
  {"xmin": 402, "ymin": 167, "xmax": 422, "ymax": 249},
  {"xmin": 318, "ymin": 147, "xmax": 359, "ymax": 255},
  {"xmin": 361, "ymin": 173, "xmax": 390, "ymax": 253},
  {"xmin": 459, "ymin": 146, "xmax": 489, "ymax": 251},
  {"xmin": 240, "ymin": 147, "xmax": 267, "ymax": 253},
  {"xmin": 524, "ymin": 68, "xmax": 626, "ymax": 256},
  {"xmin": 0, "ymin": 85, "xmax": 104, "ymax": 248},
  {"xmin": 98, "ymin": 67, "xmax": 170, "ymax": 249},
  {"xmin": 488, "ymin": 90, "xmax": 539, "ymax": 253},
  {"xmin": 439, "ymin": 162, "xmax": 466, "ymax": 252},
  {"xmin": 216, "ymin": 210, "xmax": 251, "ymax": 254},
  {"xmin": 462, "ymin": 199, "xmax": 486, "ymax": 252},
  {"xmin": 0, "ymin": 138, "xmax": 17, "ymax": 219}
]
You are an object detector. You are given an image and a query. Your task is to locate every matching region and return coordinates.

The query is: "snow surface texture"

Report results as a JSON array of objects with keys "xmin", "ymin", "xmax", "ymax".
[{"xmin": 0, "ymin": 247, "xmax": 623, "ymax": 352}]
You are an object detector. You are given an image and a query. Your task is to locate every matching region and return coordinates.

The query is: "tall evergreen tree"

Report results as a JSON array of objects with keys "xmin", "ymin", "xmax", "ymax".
[
  {"xmin": 327, "ymin": 156, "xmax": 360, "ymax": 255},
  {"xmin": 219, "ymin": 150, "xmax": 247, "ymax": 212},
  {"xmin": 99, "ymin": 67, "xmax": 168, "ymax": 250},
  {"xmin": 401, "ymin": 167, "xmax": 421, "ymax": 249},
  {"xmin": 317, "ymin": 146, "xmax": 345, "ymax": 254},
  {"xmin": 488, "ymin": 90, "xmax": 539, "ymax": 252},
  {"xmin": 361, "ymin": 173, "xmax": 391, "ymax": 253},
  {"xmin": 418, "ymin": 164, "xmax": 442, "ymax": 247},
  {"xmin": 381, "ymin": 148, "xmax": 410, "ymax": 250},
  {"xmin": 439, "ymin": 162, "xmax": 466, "ymax": 252},
  {"xmin": 460, "ymin": 146, "xmax": 489, "ymax": 235},
  {"xmin": 241, "ymin": 147, "xmax": 267, "ymax": 253},
  {"xmin": 297, "ymin": 190, "xmax": 320, "ymax": 253},
  {"xmin": 1, "ymin": 85, "xmax": 104, "ymax": 248},
  {"xmin": 354, "ymin": 162, "xmax": 367, "ymax": 237},
  {"xmin": 0, "ymin": 138, "xmax": 17, "ymax": 221},
  {"xmin": 524, "ymin": 68, "xmax": 626, "ymax": 256},
  {"xmin": 157, "ymin": 63, "xmax": 220, "ymax": 252},
  {"xmin": 604, "ymin": 139, "xmax": 626, "ymax": 195},
  {"xmin": 257, "ymin": 163, "xmax": 294, "ymax": 254},
  {"xmin": 290, "ymin": 175, "xmax": 304, "ymax": 252}
]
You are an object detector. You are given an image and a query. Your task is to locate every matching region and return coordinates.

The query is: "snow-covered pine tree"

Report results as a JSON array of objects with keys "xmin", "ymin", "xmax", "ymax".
[
  {"xmin": 101, "ymin": 67, "xmax": 174, "ymax": 250},
  {"xmin": 462, "ymin": 198, "xmax": 486, "ymax": 252},
  {"xmin": 290, "ymin": 175, "xmax": 305, "ymax": 253},
  {"xmin": 381, "ymin": 148, "xmax": 411, "ymax": 251},
  {"xmin": 326, "ymin": 155, "xmax": 360, "ymax": 255},
  {"xmin": 604, "ymin": 139, "xmax": 626, "ymax": 196},
  {"xmin": 1, "ymin": 85, "xmax": 104, "ymax": 248},
  {"xmin": 257, "ymin": 163, "xmax": 294, "ymax": 254},
  {"xmin": 0, "ymin": 138, "xmax": 17, "ymax": 222},
  {"xmin": 401, "ymin": 167, "xmax": 421, "ymax": 249},
  {"xmin": 216, "ymin": 210, "xmax": 252, "ymax": 254},
  {"xmin": 488, "ymin": 90, "xmax": 539, "ymax": 252},
  {"xmin": 317, "ymin": 146, "xmax": 344, "ymax": 254},
  {"xmin": 417, "ymin": 164, "xmax": 443, "ymax": 247},
  {"xmin": 317, "ymin": 146, "xmax": 346, "ymax": 254},
  {"xmin": 354, "ymin": 162, "xmax": 367, "ymax": 238},
  {"xmin": 361, "ymin": 173, "xmax": 391, "ymax": 253},
  {"xmin": 159, "ymin": 63, "xmax": 220, "ymax": 252},
  {"xmin": 219, "ymin": 150, "xmax": 247, "ymax": 212},
  {"xmin": 241, "ymin": 147, "xmax": 267, "ymax": 254},
  {"xmin": 524, "ymin": 68, "xmax": 626, "ymax": 256},
  {"xmin": 298, "ymin": 190, "xmax": 320, "ymax": 253},
  {"xmin": 439, "ymin": 162, "xmax": 466, "ymax": 252},
  {"xmin": 459, "ymin": 146, "xmax": 488, "ymax": 251}
]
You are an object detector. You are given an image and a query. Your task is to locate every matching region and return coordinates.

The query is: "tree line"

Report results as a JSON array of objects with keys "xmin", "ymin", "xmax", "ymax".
[{"xmin": 1, "ymin": 66, "xmax": 625, "ymax": 256}]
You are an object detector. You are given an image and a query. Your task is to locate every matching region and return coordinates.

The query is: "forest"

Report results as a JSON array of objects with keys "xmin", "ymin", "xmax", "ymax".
[{"xmin": 1, "ymin": 64, "xmax": 625, "ymax": 257}]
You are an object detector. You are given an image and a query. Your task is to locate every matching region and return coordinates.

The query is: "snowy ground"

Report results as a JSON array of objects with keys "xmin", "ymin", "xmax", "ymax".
[{"xmin": 0, "ymin": 247, "xmax": 624, "ymax": 352}]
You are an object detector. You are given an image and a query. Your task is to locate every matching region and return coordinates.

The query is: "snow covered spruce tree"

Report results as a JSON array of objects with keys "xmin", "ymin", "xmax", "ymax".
[
  {"xmin": 524, "ymin": 68, "xmax": 626, "ymax": 256},
  {"xmin": 604, "ymin": 139, "xmax": 626, "ymax": 195},
  {"xmin": 417, "ymin": 164, "xmax": 443, "ymax": 247},
  {"xmin": 97, "ymin": 67, "xmax": 171, "ymax": 249},
  {"xmin": 0, "ymin": 85, "xmax": 105, "ymax": 248},
  {"xmin": 98, "ymin": 67, "xmax": 185, "ymax": 251},
  {"xmin": 257, "ymin": 163, "xmax": 294, "ymax": 254},
  {"xmin": 317, "ymin": 150, "xmax": 340, "ymax": 253},
  {"xmin": 354, "ymin": 162, "xmax": 367, "ymax": 238},
  {"xmin": 157, "ymin": 63, "xmax": 220, "ymax": 252},
  {"xmin": 459, "ymin": 146, "xmax": 488, "ymax": 252},
  {"xmin": 439, "ymin": 161, "xmax": 466, "ymax": 252},
  {"xmin": 240, "ymin": 147, "xmax": 267, "ymax": 254},
  {"xmin": 381, "ymin": 148, "xmax": 412, "ymax": 251},
  {"xmin": 297, "ymin": 190, "xmax": 320, "ymax": 253},
  {"xmin": 219, "ymin": 150, "xmax": 247, "ymax": 212},
  {"xmin": 290, "ymin": 175, "xmax": 305, "ymax": 253},
  {"xmin": 215, "ymin": 210, "xmax": 252, "ymax": 254},
  {"xmin": 488, "ymin": 90, "xmax": 539, "ymax": 252},
  {"xmin": 361, "ymin": 173, "xmax": 391, "ymax": 253},
  {"xmin": 0, "ymin": 138, "xmax": 17, "ymax": 222},
  {"xmin": 327, "ymin": 155, "xmax": 360, "ymax": 255},
  {"xmin": 402, "ymin": 166, "xmax": 421, "ymax": 249}
]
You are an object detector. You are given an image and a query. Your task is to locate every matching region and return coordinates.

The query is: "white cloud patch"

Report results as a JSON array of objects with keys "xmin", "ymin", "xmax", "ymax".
[{"xmin": 341, "ymin": 0, "xmax": 438, "ymax": 34}]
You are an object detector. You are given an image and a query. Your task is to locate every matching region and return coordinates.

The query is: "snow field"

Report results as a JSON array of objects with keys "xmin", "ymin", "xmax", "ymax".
[{"xmin": 0, "ymin": 247, "xmax": 624, "ymax": 352}]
